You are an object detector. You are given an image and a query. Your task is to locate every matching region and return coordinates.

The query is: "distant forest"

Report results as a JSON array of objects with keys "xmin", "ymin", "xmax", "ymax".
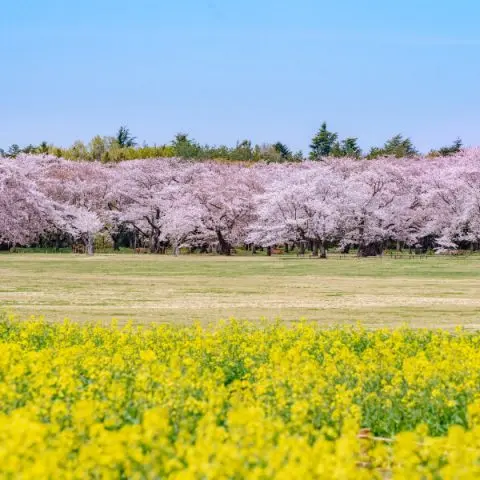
[{"xmin": 1, "ymin": 123, "xmax": 463, "ymax": 163}]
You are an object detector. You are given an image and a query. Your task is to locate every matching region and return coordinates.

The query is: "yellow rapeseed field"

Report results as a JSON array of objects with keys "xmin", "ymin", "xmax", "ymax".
[{"xmin": 2, "ymin": 317, "xmax": 480, "ymax": 479}]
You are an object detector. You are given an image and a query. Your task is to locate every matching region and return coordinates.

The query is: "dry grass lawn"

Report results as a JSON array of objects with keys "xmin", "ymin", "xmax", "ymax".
[{"xmin": 1, "ymin": 254, "xmax": 479, "ymax": 328}]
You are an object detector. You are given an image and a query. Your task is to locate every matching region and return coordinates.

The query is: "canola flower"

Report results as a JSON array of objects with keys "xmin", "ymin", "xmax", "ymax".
[{"xmin": 1, "ymin": 317, "xmax": 480, "ymax": 478}]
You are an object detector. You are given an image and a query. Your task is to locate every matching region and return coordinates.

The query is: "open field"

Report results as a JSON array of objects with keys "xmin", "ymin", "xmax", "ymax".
[{"xmin": 1, "ymin": 254, "xmax": 479, "ymax": 327}]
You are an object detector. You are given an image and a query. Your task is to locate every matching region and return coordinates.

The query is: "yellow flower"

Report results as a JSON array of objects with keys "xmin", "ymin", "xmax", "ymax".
[
  {"xmin": 1, "ymin": 318, "xmax": 480, "ymax": 477},
  {"xmin": 139, "ymin": 349, "xmax": 157, "ymax": 362}
]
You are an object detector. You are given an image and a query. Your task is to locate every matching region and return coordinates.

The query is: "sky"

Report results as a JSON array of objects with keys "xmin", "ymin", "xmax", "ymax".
[{"xmin": 1, "ymin": 0, "xmax": 480, "ymax": 153}]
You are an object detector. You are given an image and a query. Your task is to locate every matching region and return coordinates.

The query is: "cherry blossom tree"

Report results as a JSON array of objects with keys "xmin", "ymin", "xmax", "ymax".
[
  {"xmin": 117, "ymin": 159, "xmax": 185, "ymax": 253},
  {"xmin": 2, "ymin": 149, "xmax": 480, "ymax": 257},
  {"xmin": 190, "ymin": 163, "xmax": 260, "ymax": 255},
  {"xmin": 248, "ymin": 164, "xmax": 345, "ymax": 257},
  {"xmin": 0, "ymin": 159, "xmax": 51, "ymax": 247},
  {"xmin": 34, "ymin": 157, "xmax": 117, "ymax": 254},
  {"xmin": 339, "ymin": 161, "xmax": 405, "ymax": 256}
]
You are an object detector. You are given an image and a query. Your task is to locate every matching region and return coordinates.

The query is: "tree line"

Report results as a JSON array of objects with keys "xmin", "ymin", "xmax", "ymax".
[
  {"xmin": 1, "ymin": 124, "xmax": 463, "ymax": 163},
  {"xmin": 1, "ymin": 150, "xmax": 479, "ymax": 256}
]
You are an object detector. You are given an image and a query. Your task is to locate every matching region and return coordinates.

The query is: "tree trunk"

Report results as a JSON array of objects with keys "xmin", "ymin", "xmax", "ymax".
[
  {"xmin": 216, "ymin": 230, "xmax": 231, "ymax": 255},
  {"xmin": 150, "ymin": 231, "xmax": 160, "ymax": 254},
  {"xmin": 86, "ymin": 234, "xmax": 95, "ymax": 256},
  {"xmin": 312, "ymin": 241, "xmax": 319, "ymax": 257},
  {"xmin": 267, "ymin": 246, "xmax": 272, "ymax": 256},
  {"xmin": 284, "ymin": 243, "xmax": 289, "ymax": 253},
  {"xmin": 112, "ymin": 234, "xmax": 121, "ymax": 251},
  {"xmin": 357, "ymin": 242, "xmax": 382, "ymax": 257},
  {"xmin": 319, "ymin": 241, "xmax": 327, "ymax": 259},
  {"xmin": 299, "ymin": 242, "xmax": 306, "ymax": 255},
  {"xmin": 252, "ymin": 245, "xmax": 257, "ymax": 255}
]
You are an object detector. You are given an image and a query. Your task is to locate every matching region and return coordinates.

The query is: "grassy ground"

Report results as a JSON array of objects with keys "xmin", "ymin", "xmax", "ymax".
[{"xmin": 1, "ymin": 253, "xmax": 479, "ymax": 327}]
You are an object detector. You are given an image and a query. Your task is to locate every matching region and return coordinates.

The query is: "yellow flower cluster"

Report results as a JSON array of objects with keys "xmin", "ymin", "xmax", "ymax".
[{"xmin": 2, "ymin": 317, "xmax": 480, "ymax": 478}]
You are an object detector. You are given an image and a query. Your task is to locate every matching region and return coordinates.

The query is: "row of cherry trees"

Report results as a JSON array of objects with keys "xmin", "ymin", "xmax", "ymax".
[{"xmin": 1, "ymin": 151, "xmax": 480, "ymax": 256}]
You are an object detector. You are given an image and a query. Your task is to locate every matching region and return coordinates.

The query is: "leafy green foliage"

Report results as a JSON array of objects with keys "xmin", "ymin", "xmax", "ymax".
[
  {"xmin": 429, "ymin": 138, "xmax": 463, "ymax": 157},
  {"xmin": 367, "ymin": 134, "xmax": 418, "ymax": 159},
  {"xmin": 0, "ymin": 123, "xmax": 466, "ymax": 164},
  {"xmin": 331, "ymin": 137, "xmax": 362, "ymax": 158}
]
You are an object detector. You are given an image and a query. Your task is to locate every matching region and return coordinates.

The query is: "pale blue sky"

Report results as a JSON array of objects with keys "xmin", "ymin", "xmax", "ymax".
[{"xmin": 1, "ymin": 0, "xmax": 479, "ymax": 153}]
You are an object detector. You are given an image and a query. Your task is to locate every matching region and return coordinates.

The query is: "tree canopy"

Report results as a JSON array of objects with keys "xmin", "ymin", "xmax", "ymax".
[
  {"xmin": 1, "ymin": 124, "xmax": 464, "ymax": 163},
  {"xmin": 1, "ymin": 150, "xmax": 480, "ymax": 256}
]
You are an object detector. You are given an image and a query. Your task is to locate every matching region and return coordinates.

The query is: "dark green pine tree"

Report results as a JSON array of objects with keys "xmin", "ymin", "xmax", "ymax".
[
  {"xmin": 115, "ymin": 126, "xmax": 137, "ymax": 148},
  {"xmin": 367, "ymin": 134, "xmax": 418, "ymax": 159},
  {"xmin": 340, "ymin": 137, "xmax": 362, "ymax": 158},
  {"xmin": 331, "ymin": 137, "xmax": 362, "ymax": 158},
  {"xmin": 7, "ymin": 144, "xmax": 21, "ymax": 158},
  {"xmin": 438, "ymin": 138, "xmax": 462, "ymax": 156},
  {"xmin": 309, "ymin": 122, "xmax": 338, "ymax": 160},
  {"xmin": 273, "ymin": 142, "xmax": 292, "ymax": 161},
  {"xmin": 382, "ymin": 134, "xmax": 418, "ymax": 157}
]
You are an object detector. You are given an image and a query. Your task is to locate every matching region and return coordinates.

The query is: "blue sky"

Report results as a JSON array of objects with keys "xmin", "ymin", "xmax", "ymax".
[{"xmin": 1, "ymin": 0, "xmax": 479, "ymax": 153}]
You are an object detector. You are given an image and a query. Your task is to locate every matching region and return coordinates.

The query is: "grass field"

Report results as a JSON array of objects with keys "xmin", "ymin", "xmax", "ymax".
[{"xmin": 1, "ymin": 253, "xmax": 479, "ymax": 327}]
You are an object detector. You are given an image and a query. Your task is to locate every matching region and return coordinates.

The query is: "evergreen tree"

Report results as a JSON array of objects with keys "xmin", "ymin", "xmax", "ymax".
[
  {"xmin": 340, "ymin": 137, "xmax": 362, "ymax": 158},
  {"xmin": 331, "ymin": 137, "xmax": 362, "ymax": 158},
  {"xmin": 7, "ymin": 144, "xmax": 21, "ymax": 158},
  {"xmin": 22, "ymin": 144, "xmax": 37, "ymax": 154},
  {"xmin": 437, "ymin": 138, "xmax": 463, "ymax": 157},
  {"xmin": 115, "ymin": 126, "xmax": 137, "ymax": 148},
  {"xmin": 38, "ymin": 141, "xmax": 50, "ymax": 154},
  {"xmin": 172, "ymin": 133, "xmax": 202, "ymax": 158},
  {"xmin": 367, "ymin": 134, "xmax": 418, "ymax": 159},
  {"xmin": 309, "ymin": 122, "xmax": 338, "ymax": 160},
  {"xmin": 383, "ymin": 134, "xmax": 418, "ymax": 157},
  {"xmin": 273, "ymin": 142, "xmax": 291, "ymax": 160}
]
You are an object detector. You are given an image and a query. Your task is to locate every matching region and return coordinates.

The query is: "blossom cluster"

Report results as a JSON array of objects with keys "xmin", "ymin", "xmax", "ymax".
[
  {"xmin": 2, "ymin": 318, "xmax": 480, "ymax": 478},
  {"xmin": 2, "ymin": 149, "xmax": 480, "ymax": 254}
]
